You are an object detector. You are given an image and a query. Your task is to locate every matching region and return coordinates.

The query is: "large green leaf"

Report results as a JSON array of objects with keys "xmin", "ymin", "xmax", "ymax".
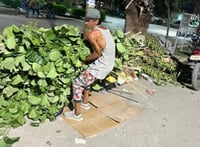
[
  {"xmin": 92, "ymin": 83, "xmax": 102, "ymax": 91},
  {"xmin": 2, "ymin": 25, "xmax": 15, "ymax": 38},
  {"xmin": 28, "ymin": 95, "xmax": 41, "ymax": 105},
  {"xmin": 32, "ymin": 63, "xmax": 43, "ymax": 72},
  {"xmin": 6, "ymin": 37, "xmax": 16, "ymax": 49},
  {"xmin": 0, "ymin": 43, "xmax": 6, "ymax": 53},
  {"xmin": 42, "ymin": 62, "xmax": 51, "ymax": 72},
  {"xmin": 28, "ymin": 108, "xmax": 40, "ymax": 119},
  {"xmin": 17, "ymin": 115, "xmax": 26, "ymax": 125},
  {"xmin": 21, "ymin": 60, "xmax": 31, "ymax": 71},
  {"xmin": 64, "ymin": 87, "xmax": 71, "ymax": 96},
  {"xmin": 59, "ymin": 93, "xmax": 68, "ymax": 103},
  {"xmin": 23, "ymin": 40, "xmax": 31, "ymax": 49},
  {"xmin": 38, "ymin": 79, "xmax": 48, "ymax": 87},
  {"xmin": 38, "ymin": 114, "xmax": 47, "ymax": 123},
  {"xmin": 20, "ymin": 101, "xmax": 30, "ymax": 114},
  {"xmin": 56, "ymin": 66, "xmax": 65, "ymax": 73},
  {"xmin": 58, "ymin": 38, "xmax": 71, "ymax": 44},
  {"xmin": 38, "ymin": 72, "xmax": 46, "ymax": 78},
  {"xmin": 0, "ymin": 57, "xmax": 16, "ymax": 71},
  {"xmin": 11, "ymin": 74, "xmax": 24, "ymax": 85},
  {"xmin": 114, "ymin": 58, "xmax": 123, "ymax": 70},
  {"xmin": 116, "ymin": 43, "xmax": 126, "ymax": 53},
  {"xmin": 123, "ymin": 54, "xmax": 129, "ymax": 61},
  {"xmin": 40, "ymin": 94, "xmax": 50, "ymax": 107},
  {"xmin": 30, "ymin": 35, "xmax": 40, "ymax": 46},
  {"xmin": 15, "ymin": 55, "xmax": 25, "ymax": 67},
  {"xmin": 43, "ymin": 30, "xmax": 56, "ymax": 40},
  {"xmin": 0, "ymin": 136, "xmax": 20, "ymax": 147},
  {"xmin": 15, "ymin": 90, "xmax": 28, "ymax": 100},
  {"xmin": 12, "ymin": 25, "xmax": 20, "ymax": 33},
  {"xmin": 55, "ymin": 59, "xmax": 63, "ymax": 67},
  {"xmin": 48, "ymin": 96, "xmax": 59, "ymax": 104},
  {"xmin": 48, "ymin": 105, "xmax": 58, "ymax": 115},
  {"xmin": 47, "ymin": 69, "xmax": 58, "ymax": 79},
  {"xmin": 48, "ymin": 50, "xmax": 61, "ymax": 62},
  {"xmin": 3, "ymin": 85, "xmax": 19, "ymax": 98},
  {"xmin": 67, "ymin": 25, "xmax": 80, "ymax": 36},
  {"xmin": 17, "ymin": 46, "xmax": 26, "ymax": 54},
  {"xmin": 116, "ymin": 29, "xmax": 124, "ymax": 38},
  {"xmin": 8, "ymin": 107, "xmax": 19, "ymax": 114},
  {"xmin": 75, "ymin": 60, "xmax": 82, "ymax": 67},
  {"xmin": 59, "ymin": 77, "xmax": 71, "ymax": 84}
]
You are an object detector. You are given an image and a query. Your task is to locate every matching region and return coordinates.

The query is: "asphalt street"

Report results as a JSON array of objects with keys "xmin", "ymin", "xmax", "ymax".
[{"xmin": 0, "ymin": 12, "xmax": 178, "ymax": 36}]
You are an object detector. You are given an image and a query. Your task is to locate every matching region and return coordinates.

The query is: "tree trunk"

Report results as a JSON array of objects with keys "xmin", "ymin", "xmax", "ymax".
[
  {"xmin": 124, "ymin": 0, "xmax": 153, "ymax": 36},
  {"xmin": 165, "ymin": 0, "xmax": 171, "ymax": 39}
]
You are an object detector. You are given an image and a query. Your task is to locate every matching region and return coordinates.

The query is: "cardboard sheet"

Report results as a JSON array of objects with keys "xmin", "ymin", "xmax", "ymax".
[
  {"xmin": 62, "ymin": 108, "xmax": 118, "ymax": 137},
  {"xmin": 62, "ymin": 92, "xmax": 142, "ymax": 138},
  {"xmin": 89, "ymin": 92, "xmax": 122, "ymax": 108},
  {"xmin": 98, "ymin": 100, "xmax": 142, "ymax": 123}
]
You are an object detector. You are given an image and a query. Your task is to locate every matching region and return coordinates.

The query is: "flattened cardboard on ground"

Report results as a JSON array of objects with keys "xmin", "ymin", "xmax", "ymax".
[
  {"xmin": 89, "ymin": 92, "xmax": 122, "ymax": 108},
  {"xmin": 62, "ymin": 92, "xmax": 142, "ymax": 138},
  {"xmin": 62, "ymin": 108, "xmax": 118, "ymax": 138},
  {"xmin": 98, "ymin": 100, "xmax": 142, "ymax": 123}
]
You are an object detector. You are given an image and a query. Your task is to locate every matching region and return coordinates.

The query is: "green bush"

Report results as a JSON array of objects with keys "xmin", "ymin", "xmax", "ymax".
[
  {"xmin": 53, "ymin": 4, "xmax": 67, "ymax": 16},
  {"xmin": 71, "ymin": 8, "xmax": 85, "ymax": 18},
  {"xmin": 2, "ymin": 0, "xmax": 20, "ymax": 8},
  {"xmin": 100, "ymin": 11, "xmax": 106, "ymax": 22}
]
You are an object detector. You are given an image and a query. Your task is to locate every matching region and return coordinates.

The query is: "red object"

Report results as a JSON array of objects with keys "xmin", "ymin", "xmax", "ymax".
[{"xmin": 193, "ymin": 49, "xmax": 200, "ymax": 55}]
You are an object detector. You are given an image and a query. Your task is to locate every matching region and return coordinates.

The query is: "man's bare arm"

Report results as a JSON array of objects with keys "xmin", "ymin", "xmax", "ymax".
[{"xmin": 84, "ymin": 30, "xmax": 105, "ymax": 62}]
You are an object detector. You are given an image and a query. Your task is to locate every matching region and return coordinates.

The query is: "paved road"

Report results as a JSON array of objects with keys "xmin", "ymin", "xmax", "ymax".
[{"xmin": 0, "ymin": 13, "xmax": 178, "ymax": 37}]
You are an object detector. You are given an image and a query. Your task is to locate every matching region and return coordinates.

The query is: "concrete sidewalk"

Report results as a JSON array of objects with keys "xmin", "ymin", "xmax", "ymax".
[{"xmin": 8, "ymin": 79, "xmax": 200, "ymax": 147}]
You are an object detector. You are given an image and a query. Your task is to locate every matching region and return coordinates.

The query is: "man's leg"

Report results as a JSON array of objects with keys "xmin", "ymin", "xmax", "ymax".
[
  {"xmin": 64, "ymin": 70, "xmax": 95, "ymax": 121},
  {"xmin": 83, "ymin": 88, "xmax": 90, "ymax": 104},
  {"xmin": 74, "ymin": 102, "xmax": 81, "ymax": 115}
]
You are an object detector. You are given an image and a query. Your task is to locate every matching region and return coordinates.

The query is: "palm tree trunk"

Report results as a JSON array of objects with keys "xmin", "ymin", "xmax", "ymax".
[{"xmin": 124, "ymin": 0, "xmax": 153, "ymax": 36}]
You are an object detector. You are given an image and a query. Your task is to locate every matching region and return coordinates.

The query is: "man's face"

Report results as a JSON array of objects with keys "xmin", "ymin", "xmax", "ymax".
[{"xmin": 85, "ymin": 18, "xmax": 97, "ymax": 29}]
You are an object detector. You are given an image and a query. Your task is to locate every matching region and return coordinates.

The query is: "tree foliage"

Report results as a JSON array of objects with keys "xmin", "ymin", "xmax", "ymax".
[{"xmin": 1, "ymin": 0, "xmax": 20, "ymax": 8}]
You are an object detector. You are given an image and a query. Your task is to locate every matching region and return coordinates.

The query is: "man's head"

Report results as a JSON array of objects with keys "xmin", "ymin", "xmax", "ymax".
[
  {"xmin": 85, "ymin": 8, "xmax": 100, "ymax": 19},
  {"xmin": 85, "ymin": 8, "xmax": 101, "ymax": 27}
]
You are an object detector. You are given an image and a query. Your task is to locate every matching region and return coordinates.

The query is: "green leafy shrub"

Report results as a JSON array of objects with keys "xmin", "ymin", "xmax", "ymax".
[
  {"xmin": 53, "ymin": 4, "xmax": 67, "ymax": 16},
  {"xmin": 2, "ymin": 0, "xmax": 20, "ymax": 8},
  {"xmin": 0, "ymin": 128, "xmax": 20, "ymax": 146},
  {"xmin": 71, "ymin": 8, "xmax": 85, "ymax": 18},
  {"xmin": 0, "ymin": 24, "xmax": 90, "ymax": 128},
  {"xmin": 112, "ymin": 30, "xmax": 179, "ymax": 86},
  {"xmin": 100, "ymin": 11, "xmax": 106, "ymax": 22}
]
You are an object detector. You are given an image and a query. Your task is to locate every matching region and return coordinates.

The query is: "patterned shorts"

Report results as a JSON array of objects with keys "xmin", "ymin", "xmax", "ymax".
[{"xmin": 72, "ymin": 70, "xmax": 96, "ymax": 102}]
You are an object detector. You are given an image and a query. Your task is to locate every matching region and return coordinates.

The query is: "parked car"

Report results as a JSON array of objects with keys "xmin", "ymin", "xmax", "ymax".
[{"xmin": 151, "ymin": 16, "xmax": 165, "ymax": 25}]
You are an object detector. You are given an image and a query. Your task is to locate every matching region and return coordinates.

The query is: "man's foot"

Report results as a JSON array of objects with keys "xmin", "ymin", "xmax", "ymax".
[
  {"xmin": 80, "ymin": 103, "xmax": 91, "ymax": 110},
  {"xmin": 64, "ymin": 110, "xmax": 83, "ymax": 121}
]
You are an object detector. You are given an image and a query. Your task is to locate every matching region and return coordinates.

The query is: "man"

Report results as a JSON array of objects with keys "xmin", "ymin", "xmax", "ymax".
[{"xmin": 64, "ymin": 8, "xmax": 116, "ymax": 121}]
